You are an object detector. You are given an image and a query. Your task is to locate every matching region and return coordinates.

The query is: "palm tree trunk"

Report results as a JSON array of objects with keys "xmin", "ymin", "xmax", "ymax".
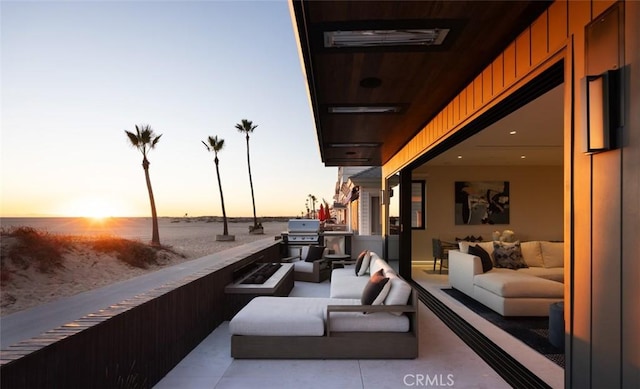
[
  {"xmin": 215, "ymin": 157, "xmax": 229, "ymax": 235},
  {"xmin": 143, "ymin": 159, "xmax": 160, "ymax": 246},
  {"xmin": 245, "ymin": 134, "xmax": 258, "ymax": 228}
]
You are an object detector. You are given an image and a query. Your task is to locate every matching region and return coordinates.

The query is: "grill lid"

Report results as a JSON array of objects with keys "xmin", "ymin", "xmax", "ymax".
[{"xmin": 287, "ymin": 219, "xmax": 320, "ymax": 234}]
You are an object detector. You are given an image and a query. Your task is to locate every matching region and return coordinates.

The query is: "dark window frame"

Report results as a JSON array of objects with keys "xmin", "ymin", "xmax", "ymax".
[{"xmin": 411, "ymin": 180, "xmax": 425, "ymax": 230}]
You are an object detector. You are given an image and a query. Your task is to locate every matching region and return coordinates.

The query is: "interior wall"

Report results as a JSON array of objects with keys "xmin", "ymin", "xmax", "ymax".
[{"xmin": 412, "ymin": 165, "xmax": 563, "ymax": 261}]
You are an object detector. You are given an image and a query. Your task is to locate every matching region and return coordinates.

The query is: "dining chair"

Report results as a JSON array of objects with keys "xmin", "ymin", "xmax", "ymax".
[{"xmin": 432, "ymin": 238, "xmax": 448, "ymax": 274}]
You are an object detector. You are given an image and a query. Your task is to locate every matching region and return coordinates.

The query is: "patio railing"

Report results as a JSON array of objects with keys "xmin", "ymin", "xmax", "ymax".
[{"xmin": 0, "ymin": 240, "xmax": 281, "ymax": 388}]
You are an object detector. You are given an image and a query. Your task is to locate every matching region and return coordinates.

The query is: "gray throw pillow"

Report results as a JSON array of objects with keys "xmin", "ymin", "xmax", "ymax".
[{"xmin": 492, "ymin": 241, "xmax": 528, "ymax": 269}]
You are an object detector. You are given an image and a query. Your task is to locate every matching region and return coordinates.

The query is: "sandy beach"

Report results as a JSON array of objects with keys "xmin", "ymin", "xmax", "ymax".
[{"xmin": 0, "ymin": 217, "xmax": 289, "ymax": 316}]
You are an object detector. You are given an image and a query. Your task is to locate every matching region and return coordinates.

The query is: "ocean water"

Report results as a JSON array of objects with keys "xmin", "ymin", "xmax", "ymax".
[{"xmin": 0, "ymin": 217, "xmax": 289, "ymax": 241}]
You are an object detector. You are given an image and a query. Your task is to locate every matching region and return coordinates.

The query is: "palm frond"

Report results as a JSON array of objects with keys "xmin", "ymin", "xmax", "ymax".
[
  {"xmin": 214, "ymin": 137, "xmax": 224, "ymax": 152},
  {"xmin": 204, "ymin": 135, "xmax": 225, "ymax": 153},
  {"xmin": 126, "ymin": 124, "xmax": 162, "ymax": 153},
  {"xmin": 151, "ymin": 134, "xmax": 162, "ymax": 148},
  {"xmin": 235, "ymin": 119, "xmax": 258, "ymax": 134},
  {"xmin": 125, "ymin": 130, "xmax": 140, "ymax": 147}
]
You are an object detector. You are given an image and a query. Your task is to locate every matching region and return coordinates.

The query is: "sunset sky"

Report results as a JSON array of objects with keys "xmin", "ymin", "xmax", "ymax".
[{"xmin": 1, "ymin": 0, "xmax": 339, "ymax": 218}]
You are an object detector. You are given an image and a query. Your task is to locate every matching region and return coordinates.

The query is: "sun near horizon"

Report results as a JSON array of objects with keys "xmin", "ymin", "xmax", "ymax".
[{"xmin": 54, "ymin": 197, "xmax": 133, "ymax": 220}]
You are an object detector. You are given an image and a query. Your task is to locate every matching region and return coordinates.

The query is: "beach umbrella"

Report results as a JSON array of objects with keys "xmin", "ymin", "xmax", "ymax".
[{"xmin": 318, "ymin": 204, "xmax": 325, "ymax": 221}]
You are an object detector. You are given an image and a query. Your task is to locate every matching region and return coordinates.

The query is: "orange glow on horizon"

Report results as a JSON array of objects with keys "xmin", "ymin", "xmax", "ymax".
[{"xmin": 56, "ymin": 196, "xmax": 130, "ymax": 219}]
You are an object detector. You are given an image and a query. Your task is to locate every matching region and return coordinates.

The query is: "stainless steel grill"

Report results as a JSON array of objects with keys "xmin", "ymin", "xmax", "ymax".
[
  {"xmin": 285, "ymin": 219, "xmax": 321, "ymax": 240},
  {"xmin": 282, "ymin": 219, "xmax": 323, "ymax": 257}
]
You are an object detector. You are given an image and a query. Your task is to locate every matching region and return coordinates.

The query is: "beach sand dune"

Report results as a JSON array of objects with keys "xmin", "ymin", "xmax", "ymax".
[{"xmin": 0, "ymin": 218, "xmax": 288, "ymax": 316}]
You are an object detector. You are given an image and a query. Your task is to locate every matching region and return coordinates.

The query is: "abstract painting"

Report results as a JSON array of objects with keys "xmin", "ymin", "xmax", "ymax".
[{"xmin": 455, "ymin": 181, "xmax": 510, "ymax": 225}]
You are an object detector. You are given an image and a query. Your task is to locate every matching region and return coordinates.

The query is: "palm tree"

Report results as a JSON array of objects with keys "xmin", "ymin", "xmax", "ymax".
[
  {"xmin": 308, "ymin": 194, "xmax": 317, "ymax": 219},
  {"xmin": 125, "ymin": 124, "xmax": 162, "ymax": 246},
  {"xmin": 235, "ymin": 119, "xmax": 262, "ymax": 233},
  {"xmin": 202, "ymin": 136, "xmax": 234, "ymax": 241}
]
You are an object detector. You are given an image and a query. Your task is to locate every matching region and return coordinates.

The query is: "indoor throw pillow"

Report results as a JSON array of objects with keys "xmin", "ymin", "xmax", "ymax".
[
  {"xmin": 468, "ymin": 244, "xmax": 493, "ymax": 273},
  {"xmin": 492, "ymin": 241, "xmax": 528, "ymax": 269}
]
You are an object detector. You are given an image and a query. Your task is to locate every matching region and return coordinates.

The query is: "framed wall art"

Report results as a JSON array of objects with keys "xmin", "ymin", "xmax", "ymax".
[{"xmin": 455, "ymin": 181, "xmax": 510, "ymax": 225}]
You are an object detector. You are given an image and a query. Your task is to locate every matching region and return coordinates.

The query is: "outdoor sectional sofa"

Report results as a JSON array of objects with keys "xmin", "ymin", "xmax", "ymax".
[
  {"xmin": 229, "ymin": 251, "xmax": 418, "ymax": 359},
  {"xmin": 449, "ymin": 240, "xmax": 564, "ymax": 316}
]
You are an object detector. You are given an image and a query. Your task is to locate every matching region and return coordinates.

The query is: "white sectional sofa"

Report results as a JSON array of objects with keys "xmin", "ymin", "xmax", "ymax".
[
  {"xmin": 449, "ymin": 240, "xmax": 564, "ymax": 317},
  {"xmin": 229, "ymin": 252, "xmax": 418, "ymax": 359}
]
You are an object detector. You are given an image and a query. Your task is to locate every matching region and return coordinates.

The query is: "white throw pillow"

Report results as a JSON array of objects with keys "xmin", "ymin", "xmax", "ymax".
[
  {"xmin": 458, "ymin": 241, "xmax": 472, "ymax": 253},
  {"xmin": 541, "ymin": 241, "xmax": 564, "ymax": 268},
  {"xmin": 520, "ymin": 241, "xmax": 543, "ymax": 267}
]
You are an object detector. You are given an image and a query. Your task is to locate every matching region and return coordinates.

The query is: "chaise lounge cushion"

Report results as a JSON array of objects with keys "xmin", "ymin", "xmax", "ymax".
[
  {"xmin": 229, "ymin": 296, "xmax": 411, "ymax": 335},
  {"xmin": 516, "ymin": 267, "xmax": 564, "ymax": 282},
  {"xmin": 474, "ymin": 271, "xmax": 563, "ymax": 298},
  {"xmin": 229, "ymin": 297, "xmax": 358, "ymax": 336}
]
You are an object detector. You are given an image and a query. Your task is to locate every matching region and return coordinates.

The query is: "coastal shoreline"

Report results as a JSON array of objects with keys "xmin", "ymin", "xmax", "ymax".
[{"xmin": 0, "ymin": 218, "xmax": 289, "ymax": 316}]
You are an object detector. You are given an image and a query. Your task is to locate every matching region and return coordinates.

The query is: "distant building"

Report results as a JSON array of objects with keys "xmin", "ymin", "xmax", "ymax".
[{"xmin": 334, "ymin": 166, "xmax": 384, "ymax": 255}]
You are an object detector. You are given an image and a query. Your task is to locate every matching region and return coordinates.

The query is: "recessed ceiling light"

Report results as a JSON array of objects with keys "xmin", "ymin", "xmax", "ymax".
[
  {"xmin": 360, "ymin": 77, "xmax": 382, "ymax": 88},
  {"xmin": 457, "ymin": 155, "xmax": 463, "ymax": 159},
  {"xmin": 328, "ymin": 106, "xmax": 402, "ymax": 114},
  {"xmin": 510, "ymin": 131, "xmax": 517, "ymax": 135},
  {"xmin": 329, "ymin": 158, "xmax": 370, "ymax": 163},
  {"xmin": 520, "ymin": 155, "xmax": 526, "ymax": 159},
  {"xmin": 329, "ymin": 143, "xmax": 380, "ymax": 148},
  {"xmin": 324, "ymin": 29, "xmax": 450, "ymax": 48}
]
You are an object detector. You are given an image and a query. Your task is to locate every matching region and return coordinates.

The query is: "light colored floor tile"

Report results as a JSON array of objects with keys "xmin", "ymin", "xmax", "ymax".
[
  {"xmin": 288, "ymin": 278, "xmax": 332, "ymax": 297},
  {"xmin": 359, "ymin": 304, "xmax": 510, "ymax": 389},
  {"xmin": 214, "ymin": 375, "xmax": 362, "ymax": 389},
  {"xmin": 154, "ymin": 374, "xmax": 222, "ymax": 389},
  {"xmin": 219, "ymin": 359, "xmax": 363, "ymax": 389}
]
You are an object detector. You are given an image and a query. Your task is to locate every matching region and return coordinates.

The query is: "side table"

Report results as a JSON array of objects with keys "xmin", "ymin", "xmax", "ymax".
[{"xmin": 323, "ymin": 254, "xmax": 353, "ymax": 272}]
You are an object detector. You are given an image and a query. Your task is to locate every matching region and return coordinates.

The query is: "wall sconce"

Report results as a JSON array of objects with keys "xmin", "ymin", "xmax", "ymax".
[{"xmin": 583, "ymin": 69, "xmax": 620, "ymax": 153}]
